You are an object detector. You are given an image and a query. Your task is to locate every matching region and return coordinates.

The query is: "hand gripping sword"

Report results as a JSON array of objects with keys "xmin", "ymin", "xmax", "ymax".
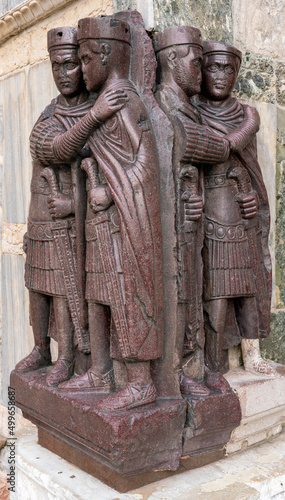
[
  {"xmin": 40, "ymin": 167, "xmax": 90, "ymax": 354},
  {"xmin": 81, "ymin": 158, "xmax": 131, "ymax": 359},
  {"xmin": 227, "ymin": 163, "xmax": 270, "ymax": 334}
]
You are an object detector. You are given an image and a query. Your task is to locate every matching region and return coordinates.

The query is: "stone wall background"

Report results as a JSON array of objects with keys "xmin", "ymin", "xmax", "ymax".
[{"xmin": 0, "ymin": 0, "xmax": 284, "ymax": 413}]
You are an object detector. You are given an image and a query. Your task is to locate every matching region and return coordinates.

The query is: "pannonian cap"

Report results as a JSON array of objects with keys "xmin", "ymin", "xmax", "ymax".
[
  {"xmin": 47, "ymin": 27, "xmax": 78, "ymax": 52},
  {"xmin": 77, "ymin": 17, "xmax": 131, "ymax": 45},
  {"xmin": 203, "ymin": 40, "xmax": 242, "ymax": 62},
  {"xmin": 153, "ymin": 26, "xmax": 202, "ymax": 53}
]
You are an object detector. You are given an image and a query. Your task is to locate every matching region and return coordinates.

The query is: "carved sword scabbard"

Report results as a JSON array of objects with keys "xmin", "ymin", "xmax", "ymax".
[{"xmin": 41, "ymin": 166, "xmax": 90, "ymax": 354}]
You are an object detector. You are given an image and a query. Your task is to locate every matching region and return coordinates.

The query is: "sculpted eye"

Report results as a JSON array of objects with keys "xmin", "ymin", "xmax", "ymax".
[
  {"xmin": 207, "ymin": 64, "xmax": 219, "ymax": 72},
  {"xmin": 193, "ymin": 58, "xmax": 202, "ymax": 67},
  {"xmin": 52, "ymin": 63, "xmax": 60, "ymax": 71},
  {"xmin": 65, "ymin": 63, "xmax": 78, "ymax": 70},
  {"xmin": 81, "ymin": 55, "xmax": 91, "ymax": 65},
  {"xmin": 225, "ymin": 66, "xmax": 235, "ymax": 74}
]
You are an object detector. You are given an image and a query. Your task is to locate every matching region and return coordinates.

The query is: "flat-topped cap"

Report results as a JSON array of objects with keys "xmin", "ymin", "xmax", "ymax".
[
  {"xmin": 203, "ymin": 40, "xmax": 242, "ymax": 62},
  {"xmin": 77, "ymin": 17, "xmax": 131, "ymax": 45},
  {"xmin": 153, "ymin": 26, "xmax": 202, "ymax": 53},
  {"xmin": 47, "ymin": 27, "xmax": 78, "ymax": 52}
]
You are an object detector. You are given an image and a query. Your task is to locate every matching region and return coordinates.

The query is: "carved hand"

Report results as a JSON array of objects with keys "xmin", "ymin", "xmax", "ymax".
[
  {"xmin": 47, "ymin": 194, "xmax": 74, "ymax": 219},
  {"xmin": 181, "ymin": 193, "xmax": 203, "ymax": 221},
  {"xmin": 92, "ymin": 89, "xmax": 129, "ymax": 123},
  {"xmin": 89, "ymin": 186, "xmax": 113, "ymax": 213},
  {"xmin": 236, "ymin": 192, "xmax": 258, "ymax": 218}
]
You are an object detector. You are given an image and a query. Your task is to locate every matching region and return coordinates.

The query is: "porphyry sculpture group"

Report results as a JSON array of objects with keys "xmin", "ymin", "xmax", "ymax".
[{"xmin": 11, "ymin": 10, "xmax": 275, "ymax": 483}]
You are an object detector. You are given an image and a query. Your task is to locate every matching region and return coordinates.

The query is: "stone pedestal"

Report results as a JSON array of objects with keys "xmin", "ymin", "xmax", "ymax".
[
  {"xmin": 225, "ymin": 364, "xmax": 285, "ymax": 453},
  {"xmin": 10, "ymin": 368, "xmax": 186, "ymax": 491}
]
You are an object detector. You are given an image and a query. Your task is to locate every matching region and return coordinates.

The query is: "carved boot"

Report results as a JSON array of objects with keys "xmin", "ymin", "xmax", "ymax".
[
  {"xmin": 241, "ymin": 338, "xmax": 277, "ymax": 377},
  {"xmin": 179, "ymin": 371, "xmax": 210, "ymax": 398},
  {"xmin": 46, "ymin": 322, "xmax": 74, "ymax": 387},
  {"xmin": 58, "ymin": 368, "xmax": 115, "ymax": 392},
  {"xmin": 15, "ymin": 345, "xmax": 51, "ymax": 373},
  {"xmin": 46, "ymin": 357, "xmax": 74, "ymax": 387},
  {"xmin": 96, "ymin": 381, "xmax": 157, "ymax": 412},
  {"xmin": 205, "ymin": 369, "xmax": 231, "ymax": 394},
  {"xmin": 96, "ymin": 361, "xmax": 157, "ymax": 412}
]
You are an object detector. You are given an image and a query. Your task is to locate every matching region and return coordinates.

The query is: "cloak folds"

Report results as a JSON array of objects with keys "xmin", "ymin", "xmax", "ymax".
[{"xmin": 88, "ymin": 80, "xmax": 164, "ymax": 361}]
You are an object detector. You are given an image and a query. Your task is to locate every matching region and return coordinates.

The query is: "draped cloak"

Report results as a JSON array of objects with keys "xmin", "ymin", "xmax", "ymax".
[
  {"xmin": 87, "ymin": 80, "xmax": 164, "ymax": 362},
  {"xmin": 197, "ymin": 97, "xmax": 272, "ymax": 340}
]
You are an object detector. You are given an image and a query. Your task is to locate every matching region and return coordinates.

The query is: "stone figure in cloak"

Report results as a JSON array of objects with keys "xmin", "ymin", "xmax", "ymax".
[
  {"xmin": 59, "ymin": 16, "xmax": 164, "ymax": 412},
  {"xmin": 154, "ymin": 26, "xmax": 266, "ymax": 396},
  {"xmin": 15, "ymin": 26, "xmax": 127, "ymax": 386},
  {"xmin": 196, "ymin": 41, "xmax": 274, "ymax": 375},
  {"xmin": 154, "ymin": 26, "xmax": 232, "ymax": 396}
]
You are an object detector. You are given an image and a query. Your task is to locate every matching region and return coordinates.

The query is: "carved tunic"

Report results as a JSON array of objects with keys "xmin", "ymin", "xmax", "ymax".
[{"xmin": 25, "ymin": 95, "xmax": 95, "ymax": 296}]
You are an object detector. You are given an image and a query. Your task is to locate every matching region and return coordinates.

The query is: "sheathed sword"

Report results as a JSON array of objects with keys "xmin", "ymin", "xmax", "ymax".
[
  {"xmin": 40, "ymin": 167, "xmax": 90, "ymax": 353},
  {"xmin": 81, "ymin": 158, "xmax": 131, "ymax": 359},
  {"xmin": 180, "ymin": 165, "xmax": 200, "ymax": 354},
  {"xmin": 227, "ymin": 163, "xmax": 270, "ymax": 333}
]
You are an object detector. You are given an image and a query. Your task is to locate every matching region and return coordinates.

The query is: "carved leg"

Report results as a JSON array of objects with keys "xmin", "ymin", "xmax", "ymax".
[
  {"xmin": 58, "ymin": 302, "xmax": 114, "ymax": 392},
  {"xmin": 204, "ymin": 299, "xmax": 231, "ymax": 393},
  {"xmin": 15, "ymin": 291, "xmax": 51, "ymax": 372},
  {"xmin": 96, "ymin": 361, "xmax": 157, "ymax": 412},
  {"xmin": 241, "ymin": 338, "xmax": 277, "ymax": 376},
  {"xmin": 235, "ymin": 296, "xmax": 277, "ymax": 376},
  {"xmin": 46, "ymin": 296, "xmax": 74, "ymax": 386}
]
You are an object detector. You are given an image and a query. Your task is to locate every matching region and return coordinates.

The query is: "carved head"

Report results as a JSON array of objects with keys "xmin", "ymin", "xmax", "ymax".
[
  {"xmin": 48, "ymin": 27, "xmax": 85, "ymax": 98},
  {"xmin": 154, "ymin": 26, "xmax": 203, "ymax": 98},
  {"xmin": 77, "ymin": 17, "xmax": 131, "ymax": 93},
  {"xmin": 201, "ymin": 41, "xmax": 242, "ymax": 101}
]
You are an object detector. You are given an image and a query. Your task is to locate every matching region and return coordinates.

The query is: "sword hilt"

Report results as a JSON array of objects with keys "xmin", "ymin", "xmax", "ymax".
[
  {"xmin": 180, "ymin": 165, "xmax": 199, "ymax": 200},
  {"xmin": 227, "ymin": 164, "xmax": 252, "ymax": 195},
  {"xmin": 81, "ymin": 157, "xmax": 99, "ymax": 189},
  {"xmin": 41, "ymin": 167, "xmax": 60, "ymax": 196}
]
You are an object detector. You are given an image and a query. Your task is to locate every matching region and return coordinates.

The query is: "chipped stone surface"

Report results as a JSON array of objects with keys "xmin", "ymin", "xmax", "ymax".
[{"xmin": 2, "ymin": 223, "xmax": 26, "ymax": 255}]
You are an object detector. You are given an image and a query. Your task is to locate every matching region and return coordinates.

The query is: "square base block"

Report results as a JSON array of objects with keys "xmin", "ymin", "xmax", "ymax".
[{"xmin": 225, "ymin": 364, "xmax": 285, "ymax": 453}]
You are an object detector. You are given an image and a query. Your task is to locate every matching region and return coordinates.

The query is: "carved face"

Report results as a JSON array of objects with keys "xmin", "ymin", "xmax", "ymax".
[
  {"xmin": 201, "ymin": 53, "xmax": 239, "ymax": 101},
  {"xmin": 173, "ymin": 46, "xmax": 202, "ymax": 98},
  {"xmin": 79, "ymin": 41, "xmax": 108, "ymax": 93},
  {"xmin": 50, "ymin": 48, "xmax": 84, "ymax": 98}
]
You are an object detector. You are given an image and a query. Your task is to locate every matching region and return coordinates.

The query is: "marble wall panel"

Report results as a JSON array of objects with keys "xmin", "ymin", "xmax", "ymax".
[
  {"xmin": 27, "ymin": 59, "xmax": 57, "ymax": 135},
  {"xmin": 254, "ymin": 101, "xmax": 277, "ymax": 306},
  {"xmin": 1, "ymin": 254, "xmax": 33, "ymax": 405},
  {"xmin": 2, "ymin": 70, "xmax": 30, "ymax": 223},
  {"xmin": 233, "ymin": 0, "xmax": 285, "ymax": 60}
]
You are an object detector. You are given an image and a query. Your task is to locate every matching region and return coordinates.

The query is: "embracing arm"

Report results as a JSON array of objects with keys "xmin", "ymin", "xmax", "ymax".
[{"xmin": 226, "ymin": 105, "xmax": 260, "ymax": 152}]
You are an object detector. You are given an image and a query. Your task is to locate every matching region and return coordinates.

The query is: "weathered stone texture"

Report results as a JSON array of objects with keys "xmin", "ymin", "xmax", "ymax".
[
  {"xmin": 153, "ymin": 0, "xmax": 233, "ymax": 42},
  {"xmin": 276, "ymin": 63, "xmax": 285, "ymax": 107},
  {"xmin": 2, "ymin": 223, "xmax": 26, "ymax": 255},
  {"xmin": 275, "ymin": 107, "xmax": 285, "ymax": 308},
  {"xmin": 233, "ymin": 0, "xmax": 285, "ymax": 60},
  {"xmin": 233, "ymin": 53, "xmax": 275, "ymax": 103},
  {"xmin": 261, "ymin": 311, "xmax": 285, "ymax": 365}
]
